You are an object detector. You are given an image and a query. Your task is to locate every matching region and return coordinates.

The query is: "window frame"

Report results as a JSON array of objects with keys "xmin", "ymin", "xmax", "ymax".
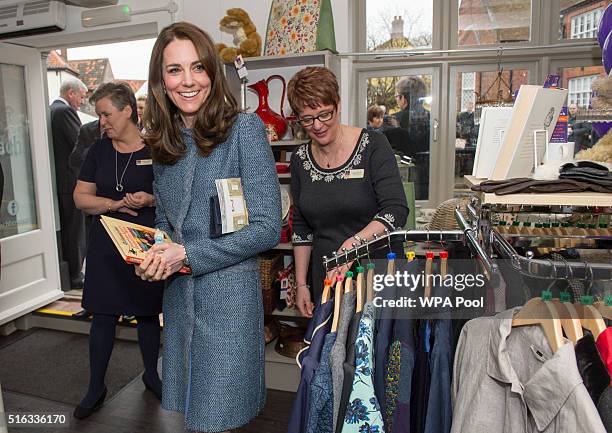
[{"xmin": 350, "ymin": 0, "xmax": 603, "ymax": 206}]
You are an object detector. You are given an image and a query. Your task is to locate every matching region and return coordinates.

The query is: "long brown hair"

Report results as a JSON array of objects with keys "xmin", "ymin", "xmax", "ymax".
[{"xmin": 143, "ymin": 22, "xmax": 239, "ymax": 165}]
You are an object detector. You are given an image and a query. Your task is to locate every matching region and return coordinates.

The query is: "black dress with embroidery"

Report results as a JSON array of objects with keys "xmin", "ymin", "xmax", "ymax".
[{"xmin": 290, "ymin": 129, "xmax": 408, "ymax": 302}]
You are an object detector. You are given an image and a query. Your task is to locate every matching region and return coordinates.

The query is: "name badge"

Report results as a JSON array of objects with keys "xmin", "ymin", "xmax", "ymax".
[
  {"xmin": 345, "ymin": 169, "xmax": 365, "ymax": 179},
  {"xmin": 136, "ymin": 159, "xmax": 153, "ymax": 166}
]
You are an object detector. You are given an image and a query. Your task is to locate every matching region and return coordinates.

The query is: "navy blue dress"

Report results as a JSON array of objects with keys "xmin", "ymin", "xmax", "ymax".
[{"xmin": 78, "ymin": 137, "xmax": 163, "ymax": 315}]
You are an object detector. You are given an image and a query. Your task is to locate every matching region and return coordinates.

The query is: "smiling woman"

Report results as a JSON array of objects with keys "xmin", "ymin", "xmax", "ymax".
[
  {"xmin": 286, "ymin": 66, "xmax": 409, "ymax": 318},
  {"xmin": 139, "ymin": 22, "xmax": 281, "ymax": 433}
]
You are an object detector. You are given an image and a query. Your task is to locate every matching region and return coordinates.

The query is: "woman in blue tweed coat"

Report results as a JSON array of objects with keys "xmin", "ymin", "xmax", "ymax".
[{"xmin": 136, "ymin": 22, "xmax": 281, "ymax": 432}]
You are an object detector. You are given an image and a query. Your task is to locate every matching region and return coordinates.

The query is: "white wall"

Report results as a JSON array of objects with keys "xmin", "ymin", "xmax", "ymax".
[{"xmin": 8, "ymin": 0, "xmax": 351, "ymax": 54}]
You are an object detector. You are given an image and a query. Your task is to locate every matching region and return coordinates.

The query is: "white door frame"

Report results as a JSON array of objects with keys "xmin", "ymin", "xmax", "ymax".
[{"xmin": 0, "ymin": 42, "xmax": 62, "ymax": 325}]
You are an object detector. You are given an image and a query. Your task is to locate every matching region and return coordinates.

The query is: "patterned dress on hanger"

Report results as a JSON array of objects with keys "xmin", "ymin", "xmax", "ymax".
[{"xmin": 341, "ymin": 303, "xmax": 385, "ymax": 433}]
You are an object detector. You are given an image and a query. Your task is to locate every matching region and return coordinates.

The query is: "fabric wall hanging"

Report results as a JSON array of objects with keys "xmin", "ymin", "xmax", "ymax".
[{"xmin": 264, "ymin": 0, "xmax": 336, "ymax": 56}]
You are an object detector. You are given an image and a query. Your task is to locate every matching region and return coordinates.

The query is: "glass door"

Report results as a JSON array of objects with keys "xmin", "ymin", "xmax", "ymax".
[
  {"xmin": 0, "ymin": 42, "xmax": 61, "ymax": 324},
  {"xmin": 357, "ymin": 66, "xmax": 441, "ymax": 208}
]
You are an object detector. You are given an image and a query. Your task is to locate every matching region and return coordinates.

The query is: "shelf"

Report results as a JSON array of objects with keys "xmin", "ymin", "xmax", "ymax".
[
  {"xmin": 270, "ymin": 139, "xmax": 308, "ymax": 147},
  {"xmin": 265, "ymin": 338, "xmax": 298, "ymax": 365},
  {"xmin": 270, "ymin": 307, "xmax": 303, "ymax": 318},
  {"xmin": 228, "ymin": 50, "xmax": 337, "ymax": 70},
  {"xmin": 465, "ymin": 175, "xmax": 612, "ymax": 207},
  {"xmin": 273, "ymin": 242, "xmax": 293, "ymax": 250},
  {"xmin": 264, "ymin": 338, "xmax": 300, "ymax": 392}
]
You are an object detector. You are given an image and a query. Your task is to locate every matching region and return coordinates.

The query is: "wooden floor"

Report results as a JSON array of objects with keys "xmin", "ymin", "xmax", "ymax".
[{"xmin": 3, "ymin": 377, "xmax": 295, "ymax": 433}]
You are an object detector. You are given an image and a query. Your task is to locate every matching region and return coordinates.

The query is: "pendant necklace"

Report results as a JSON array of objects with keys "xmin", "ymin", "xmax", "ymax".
[
  {"xmin": 115, "ymin": 148, "xmax": 134, "ymax": 192},
  {"xmin": 324, "ymin": 126, "xmax": 344, "ymax": 168}
]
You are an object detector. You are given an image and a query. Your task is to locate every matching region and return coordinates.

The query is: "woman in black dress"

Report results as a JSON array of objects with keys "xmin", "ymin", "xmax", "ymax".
[
  {"xmin": 287, "ymin": 67, "xmax": 408, "ymax": 317},
  {"xmin": 72, "ymin": 82, "xmax": 163, "ymax": 418}
]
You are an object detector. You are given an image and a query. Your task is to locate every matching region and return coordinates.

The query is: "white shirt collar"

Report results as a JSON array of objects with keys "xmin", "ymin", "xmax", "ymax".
[{"xmin": 53, "ymin": 96, "xmax": 70, "ymax": 107}]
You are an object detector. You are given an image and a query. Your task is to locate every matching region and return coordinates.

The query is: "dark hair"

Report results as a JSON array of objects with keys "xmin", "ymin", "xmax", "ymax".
[
  {"xmin": 143, "ymin": 22, "xmax": 239, "ymax": 165},
  {"xmin": 287, "ymin": 66, "xmax": 340, "ymax": 115},
  {"xmin": 90, "ymin": 82, "xmax": 138, "ymax": 124},
  {"xmin": 367, "ymin": 105, "xmax": 384, "ymax": 122}
]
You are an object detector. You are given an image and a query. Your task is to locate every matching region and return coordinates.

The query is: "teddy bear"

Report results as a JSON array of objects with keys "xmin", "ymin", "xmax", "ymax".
[{"xmin": 215, "ymin": 8, "xmax": 262, "ymax": 63}]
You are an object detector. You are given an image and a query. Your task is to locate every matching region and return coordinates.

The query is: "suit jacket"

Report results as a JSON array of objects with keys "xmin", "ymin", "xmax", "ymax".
[
  {"xmin": 50, "ymin": 99, "xmax": 81, "ymax": 194},
  {"xmin": 69, "ymin": 119, "xmax": 100, "ymax": 190}
]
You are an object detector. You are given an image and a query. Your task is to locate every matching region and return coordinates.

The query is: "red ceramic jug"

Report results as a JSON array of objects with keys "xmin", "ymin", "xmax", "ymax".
[{"xmin": 248, "ymin": 74, "xmax": 288, "ymax": 141}]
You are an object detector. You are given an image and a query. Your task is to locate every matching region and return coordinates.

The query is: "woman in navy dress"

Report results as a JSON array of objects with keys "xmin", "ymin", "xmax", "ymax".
[{"xmin": 73, "ymin": 82, "xmax": 163, "ymax": 418}]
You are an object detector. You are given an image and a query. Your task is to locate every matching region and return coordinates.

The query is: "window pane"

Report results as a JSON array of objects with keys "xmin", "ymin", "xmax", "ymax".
[
  {"xmin": 458, "ymin": 0, "xmax": 531, "ymax": 45},
  {"xmin": 561, "ymin": 66, "xmax": 606, "ymax": 108},
  {"xmin": 366, "ymin": 0, "xmax": 433, "ymax": 51},
  {"xmin": 366, "ymin": 74, "xmax": 432, "ymax": 201},
  {"xmin": 560, "ymin": 0, "xmax": 612, "ymax": 40},
  {"xmin": 453, "ymin": 68, "xmax": 528, "ymax": 195},
  {"xmin": 558, "ymin": 65, "xmax": 606, "ymax": 152},
  {"xmin": 0, "ymin": 63, "xmax": 39, "ymax": 238}
]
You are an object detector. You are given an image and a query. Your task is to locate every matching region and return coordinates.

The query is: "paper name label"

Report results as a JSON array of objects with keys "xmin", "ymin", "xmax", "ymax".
[
  {"xmin": 345, "ymin": 169, "xmax": 365, "ymax": 179},
  {"xmin": 136, "ymin": 159, "xmax": 153, "ymax": 166}
]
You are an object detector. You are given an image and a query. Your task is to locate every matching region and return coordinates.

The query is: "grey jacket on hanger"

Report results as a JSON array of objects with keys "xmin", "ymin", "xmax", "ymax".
[{"xmin": 451, "ymin": 308, "xmax": 606, "ymax": 433}]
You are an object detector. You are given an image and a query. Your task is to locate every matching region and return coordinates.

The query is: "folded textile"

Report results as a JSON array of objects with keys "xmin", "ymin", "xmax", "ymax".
[
  {"xmin": 471, "ymin": 177, "xmax": 612, "ymax": 195},
  {"xmin": 559, "ymin": 161, "xmax": 612, "ymax": 187}
]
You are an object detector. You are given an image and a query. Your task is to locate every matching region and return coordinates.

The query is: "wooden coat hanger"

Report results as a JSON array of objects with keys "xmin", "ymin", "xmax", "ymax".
[
  {"xmin": 321, "ymin": 278, "xmax": 333, "ymax": 304},
  {"xmin": 594, "ymin": 296, "xmax": 612, "ymax": 320},
  {"xmin": 424, "ymin": 251, "xmax": 434, "ymax": 299},
  {"xmin": 365, "ymin": 239, "xmax": 375, "ymax": 303},
  {"xmin": 344, "ymin": 270, "xmax": 354, "ymax": 294},
  {"xmin": 573, "ymin": 264, "xmax": 606, "ymax": 340},
  {"xmin": 355, "ymin": 266, "xmax": 364, "ymax": 313},
  {"xmin": 385, "ymin": 230, "xmax": 396, "ymax": 276},
  {"xmin": 331, "ymin": 275, "xmax": 344, "ymax": 333},
  {"xmin": 387, "ymin": 252, "xmax": 396, "ymax": 276},
  {"xmin": 551, "ymin": 295, "xmax": 583, "ymax": 344},
  {"xmin": 366, "ymin": 263, "xmax": 375, "ymax": 303},
  {"xmin": 548, "ymin": 260, "xmax": 582, "ymax": 344},
  {"xmin": 512, "ymin": 291, "xmax": 565, "ymax": 353}
]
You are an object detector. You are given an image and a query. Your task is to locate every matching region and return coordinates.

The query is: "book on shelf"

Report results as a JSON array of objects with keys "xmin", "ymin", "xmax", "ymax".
[
  {"xmin": 471, "ymin": 106, "xmax": 513, "ymax": 179},
  {"xmin": 490, "ymin": 85, "xmax": 568, "ymax": 180},
  {"xmin": 100, "ymin": 215, "xmax": 191, "ymax": 274}
]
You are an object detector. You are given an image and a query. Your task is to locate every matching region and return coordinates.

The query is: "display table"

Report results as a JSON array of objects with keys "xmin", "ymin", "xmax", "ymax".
[{"xmin": 464, "ymin": 175, "xmax": 612, "ymax": 207}]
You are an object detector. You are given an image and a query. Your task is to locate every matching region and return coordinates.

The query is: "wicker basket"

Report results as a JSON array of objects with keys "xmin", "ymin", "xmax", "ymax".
[
  {"xmin": 424, "ymin": 197, "xmax": 471, "ymax": 231},
  {"xmin": 258, "ymin": 252, "xmax": 283, "ymax": 314}
]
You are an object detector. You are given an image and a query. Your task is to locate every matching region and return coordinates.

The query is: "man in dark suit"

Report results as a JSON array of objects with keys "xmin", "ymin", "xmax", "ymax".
[{"xmin": 50, "ymin": 77, "xmax": 87, "ymax": 290}]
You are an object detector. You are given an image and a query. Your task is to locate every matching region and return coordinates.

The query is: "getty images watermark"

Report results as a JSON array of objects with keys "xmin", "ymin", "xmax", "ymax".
[{"xmin": 371, "ymin": 270, "xmax": 487, "ymax": 311}]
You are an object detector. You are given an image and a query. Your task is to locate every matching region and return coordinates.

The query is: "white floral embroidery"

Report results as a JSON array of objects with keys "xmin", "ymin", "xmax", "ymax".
[
  {"xmin": 292, "ymin": 232, "xmax": 313, "ymax": 244},
  {"xmin": 295, "ymin": 133, "xmax": 370, "ymax": 183},
  {"xmin": 375, "ymin": 213, "xmax": 396, "ymax": 229}
]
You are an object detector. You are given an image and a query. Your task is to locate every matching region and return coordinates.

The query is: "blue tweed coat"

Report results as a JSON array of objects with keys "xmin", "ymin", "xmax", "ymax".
[{"xmin": 153, "ymin": 113, "xmax": 281, "ymax": 432}]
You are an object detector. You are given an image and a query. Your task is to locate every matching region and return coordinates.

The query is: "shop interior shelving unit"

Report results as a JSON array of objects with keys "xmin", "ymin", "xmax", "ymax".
[{"xmin": 223, "ymin": 51, "xmax": 341, "ymax": 391}]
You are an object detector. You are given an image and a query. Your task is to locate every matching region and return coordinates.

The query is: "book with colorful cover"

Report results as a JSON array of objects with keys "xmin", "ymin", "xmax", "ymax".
[{"xmin": 100, "ymin": 215, "xmax": 191, "ymax": 274}]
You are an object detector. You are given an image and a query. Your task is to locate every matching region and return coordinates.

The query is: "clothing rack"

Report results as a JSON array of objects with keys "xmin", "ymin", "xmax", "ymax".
[
  {"xmin": 465, "ymin": 202, "xmax": 612, "ymax": 281},
  {"xmin": 490, "ymin": 228, "xmax": 612, "ymax": 280},
  {"xmin": 321, "ymin": 229, "xmax": 464, "ymax": 268},
  {"xmin": 322, "ymin": 206, "xmax": 499, "ymax": 283}
]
